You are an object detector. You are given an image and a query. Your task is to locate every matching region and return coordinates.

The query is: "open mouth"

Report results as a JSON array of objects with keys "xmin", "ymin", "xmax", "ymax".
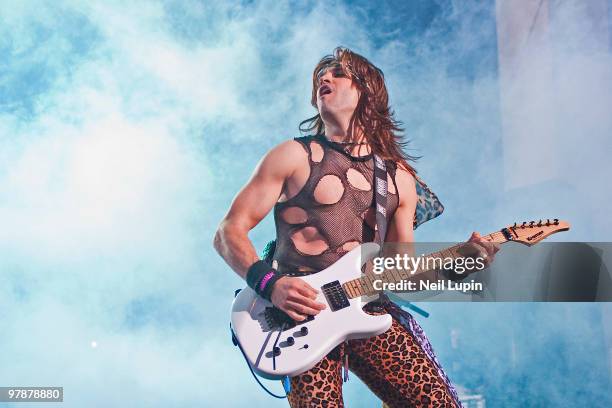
[{"xmin": 319, "ymin": 85, "xmax": 332, "ymax": 96}]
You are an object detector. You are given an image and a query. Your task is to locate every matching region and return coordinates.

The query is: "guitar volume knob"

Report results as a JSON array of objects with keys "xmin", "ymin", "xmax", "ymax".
[{"xmin": 300, "ymin": 326, "xmax": 308, "ymax": 335}]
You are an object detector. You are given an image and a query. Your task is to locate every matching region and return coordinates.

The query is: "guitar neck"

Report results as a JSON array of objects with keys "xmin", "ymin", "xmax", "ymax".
[
  {"xmin": 342, "ymin": 231, "xmax": 508, "ymax": 299},
  {"xmin": 340, "ymin": 219, "xmax": 570, "ymax": 299},
  {"xmin": 414, "ymin": 231, "xmax": 508, "ymax": 265}
]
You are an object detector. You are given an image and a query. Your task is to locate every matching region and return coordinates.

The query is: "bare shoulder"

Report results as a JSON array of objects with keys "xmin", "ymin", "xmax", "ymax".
[
  {"xmin": 265, "ymin": 139, "xmax": 308, "ymax": 162},
  {"xmin": 257, "ymin": 139, "xmax": 308, "ymax": 178},
  {"xmin": 394, "ymin": 165, "xmax": 417, "ymax": 207}
]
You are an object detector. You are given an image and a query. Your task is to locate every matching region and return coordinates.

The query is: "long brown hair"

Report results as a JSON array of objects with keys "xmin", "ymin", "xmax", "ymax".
[{"xmin": 299, "ymin": 47, "xmax": 418, "ymax": 174}]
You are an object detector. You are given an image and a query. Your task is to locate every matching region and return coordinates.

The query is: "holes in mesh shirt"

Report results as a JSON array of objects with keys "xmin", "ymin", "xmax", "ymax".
[
  {"xmin": 291, "ymin": 226, "xmax": 329, "ymax": 255},
  {"xmin": 314, "ymin": 174, "xmax": 344, "ymax": 204},
  {"xmin": 281, "ymin": 206, "xmax": 308, "ymax": 224},
  {"xmin": 310, "ymin": 141, "xmax": 324, "ymax": 162},
  {"xmin": 342, "ymin": 241, "xmax": 360, "ymax": 252},
  {"xmin": 346, "ymin": 168, "xmax": 371, "ymax": 191}
]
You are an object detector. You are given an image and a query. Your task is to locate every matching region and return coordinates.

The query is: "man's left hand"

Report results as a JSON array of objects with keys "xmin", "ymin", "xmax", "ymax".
[{"xmin": 465, "ymin": 231, "xmax": 500, "ymax": 270}]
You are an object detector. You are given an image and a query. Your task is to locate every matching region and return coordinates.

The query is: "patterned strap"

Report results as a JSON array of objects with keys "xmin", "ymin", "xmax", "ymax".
[{"xmin": 373, "ymin": 155, "xmax": 388, "ymax": 247}]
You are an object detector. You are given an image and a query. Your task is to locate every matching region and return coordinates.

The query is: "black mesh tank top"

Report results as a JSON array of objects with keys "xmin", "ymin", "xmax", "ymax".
[{"xmin": 272, "ymin": 134, "xmax": 400, "ymax": 275}]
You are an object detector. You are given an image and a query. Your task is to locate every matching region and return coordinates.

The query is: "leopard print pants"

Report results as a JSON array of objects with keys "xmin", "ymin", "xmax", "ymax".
[{"xmin": 286, "ymin": 301, "xmax": 462, "ymax": 408}]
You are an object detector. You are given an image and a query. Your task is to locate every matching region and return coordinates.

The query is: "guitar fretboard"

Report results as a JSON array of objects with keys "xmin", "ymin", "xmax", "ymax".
[{"xmin": 342, "ymin": 231, "xmax": 508, "ymax": 299}]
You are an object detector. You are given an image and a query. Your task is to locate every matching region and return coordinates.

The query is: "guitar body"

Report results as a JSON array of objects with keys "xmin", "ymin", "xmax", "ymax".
[
  {"xmin": 230, "ymin": 242, "xmax": 392, "ymax": 380},
  {"xmin": 230, "ymin": 218, "xmax": 571, "ymax": 380}
]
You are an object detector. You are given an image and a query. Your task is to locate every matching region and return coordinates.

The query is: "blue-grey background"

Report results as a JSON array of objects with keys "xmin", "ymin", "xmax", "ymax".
[{"xmin": 1, "ymin": 0, "xmax": 611, "ymax": 406}]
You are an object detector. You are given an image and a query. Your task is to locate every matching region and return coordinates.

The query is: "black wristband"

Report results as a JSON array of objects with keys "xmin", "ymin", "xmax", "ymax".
[
  {"xmin": 246, "ymin": 260, "xmax": 273, "ymax": 289},
  {"xmin": 246, "ymin": 260, "xmax": 282, "ymax": 301},
  {"xmin": 260, "ymin": 273, "xmax": 283, "ymax": 302}
]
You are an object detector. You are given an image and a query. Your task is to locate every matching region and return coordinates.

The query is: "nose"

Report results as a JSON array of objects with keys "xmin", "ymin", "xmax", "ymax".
[{"xmin": 318, "ymin": 70, "xmax": 332, "ymax": 85}]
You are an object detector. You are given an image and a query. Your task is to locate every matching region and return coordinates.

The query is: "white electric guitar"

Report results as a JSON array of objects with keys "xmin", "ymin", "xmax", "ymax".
[{"xmin": 230, "ymin": 219, "xmax": 570, "ymax": 379}]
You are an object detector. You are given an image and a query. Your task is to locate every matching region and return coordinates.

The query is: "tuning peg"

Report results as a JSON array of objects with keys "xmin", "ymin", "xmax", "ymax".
[
  {"xmin": 546, "ymin": 219, "xmax": 550, "ymax": 226},
  {"xmin": 537, "ymin": 219, "xmax": 542, "ymax": 227},
  {"xmin": 521, "ymin": 222, "xmax": 526, "ymax": 228},
  {"xmin": 513, "ymin": 222, "xmax": 517, "ymax": 228},
  {"xmin": 529, "ymin": 221, "xmax": 535, "ymax": 227},
  {"xmin": 554, "ymin": 218, "xmax": 559, "ymax": 225}
]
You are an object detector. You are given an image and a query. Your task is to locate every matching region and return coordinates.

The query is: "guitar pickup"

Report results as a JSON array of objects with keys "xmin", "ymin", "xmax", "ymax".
[{"xmin": 322, "ymin": 280, "xmax": 350, "ymax": 311}]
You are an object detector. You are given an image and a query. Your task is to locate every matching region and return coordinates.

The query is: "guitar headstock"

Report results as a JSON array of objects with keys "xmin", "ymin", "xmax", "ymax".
[{"xmin": 502, "ymin": 219, "xmax": 570, "ymax": 246}]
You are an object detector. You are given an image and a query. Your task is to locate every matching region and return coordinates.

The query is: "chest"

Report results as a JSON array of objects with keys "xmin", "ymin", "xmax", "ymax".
[{"xmin": 281, "ymin": 148, "xmax": 376, "ymax": 207}]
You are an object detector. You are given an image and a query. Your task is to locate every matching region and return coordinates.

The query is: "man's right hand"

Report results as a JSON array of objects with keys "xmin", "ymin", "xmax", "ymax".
[{"xmin": 270, "ymin": 276, "xmax": 327, "ymax": 321}]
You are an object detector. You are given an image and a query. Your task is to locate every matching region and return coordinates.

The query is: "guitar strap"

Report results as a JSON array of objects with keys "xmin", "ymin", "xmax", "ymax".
[
  {"xmin": 373, "ymin": 157, "xmax": 435, "ymax": 320},
  {"xmin": 340, "ymin": 154, "xmax": 389, "ymax": 384},
  {"xmin": 373, "ymin": 155, "xmax": 388, "ymax": 248}
]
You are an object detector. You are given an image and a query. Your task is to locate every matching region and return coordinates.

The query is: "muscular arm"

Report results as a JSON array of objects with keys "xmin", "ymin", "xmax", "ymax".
[
  {"xmin": 213, "ymin": 140, "xmax": 325, "ymax": 321},
  {"xmin": 382, "ymin": 168, "xmax": 438, "ymax": 281},
  {"xmin": 384, "ymin": 168, "xmax": 457, "ymax": 285},
  {"xmin": 385, "ymin": 167, "xmax": 417, "ymax": 244},
  {"xmin": 213, "ymin": 140, "xmax": 301, "ymax": 278},
  {"xmin": 385, "ymin": 167, "xmax": 499, "ymax": 284}
]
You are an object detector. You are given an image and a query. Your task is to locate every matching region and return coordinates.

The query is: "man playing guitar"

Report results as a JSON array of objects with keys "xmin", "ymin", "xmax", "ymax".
[{"xmin": 214, "ymin": 47, "xmax": 499, "ymax": 407}]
